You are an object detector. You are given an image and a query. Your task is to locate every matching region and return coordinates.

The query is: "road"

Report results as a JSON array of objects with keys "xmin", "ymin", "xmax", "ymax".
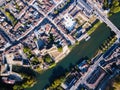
[
  {"xmin": 96, "ymin": 66, "xmax": 120, "ymax": 90},
  {"xmin": 87, "ymin": 0, "xmax": 120, "ymax": 38},
  {"xmin": 17, "ymin": 0, "xmax": 76, "ymax": 45},
  {"xmin": 70, "ymin": 0, "xmax": 120, "ymax": 89},
  {"xmin": 0, "ymin": 28, "xmax": 13, "ymax": 43},
  {"xmin": 0, "ymin": 0, "xmax": 65, "ymax": 52},
  {"xmin": 16, "ymin": 0, "xmax": 64, "ymax": 41},
  {"xmin": 70, "ymin": 54, "xmax": 104, "ymax": 90}
]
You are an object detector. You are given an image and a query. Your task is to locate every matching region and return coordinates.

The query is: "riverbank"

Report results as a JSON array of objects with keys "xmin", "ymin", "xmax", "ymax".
[
  {"xmin": 26, "ymin": 21, "xmax": 113, "ymax": 90},
  {"xmin": 25, "ymin": 12, "xmax": 120, "ymax": 90},
  {"xmin": 109, "ymin": 12, "xmax": 120, "ymax": 29}
]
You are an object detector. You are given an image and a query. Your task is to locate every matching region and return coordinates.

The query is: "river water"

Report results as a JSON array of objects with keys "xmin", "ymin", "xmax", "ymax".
[{"xmin": 26, "ymin": 12, "xmax": 120, "ymax": 90}]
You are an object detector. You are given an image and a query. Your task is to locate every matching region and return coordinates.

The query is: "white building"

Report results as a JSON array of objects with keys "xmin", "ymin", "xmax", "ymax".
[{"xmin": 63, "ymin": 13, "xmax": 76, "ymax": 32}]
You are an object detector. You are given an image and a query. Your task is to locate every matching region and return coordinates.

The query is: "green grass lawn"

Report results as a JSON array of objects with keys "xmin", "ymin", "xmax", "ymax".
[
  {"xmin": 26, "ymin": 11, "xmax": 120, "ymax": 90},
  {"xmin": 58, "ymin": 23, "xmax": 111, "ymax": 68},
  {"xmin": 87, "ymin": 21, "xmax": 101, "ymax": 35},
  {"xmin": 5, "ymin": 10, "xmax": 17, "ymax": 26},
  {"xmin": 26, "ymin": 22, "xmax": 112, "ymax": 90}
]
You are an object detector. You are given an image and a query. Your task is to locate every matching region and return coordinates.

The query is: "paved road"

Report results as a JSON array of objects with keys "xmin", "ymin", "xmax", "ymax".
[
  {"xmin": 96, "ymin": 67, "xmax": 120, "ymax": 90},
  {"xmin": 87, "ymin": 0, "xmax": 120, "ymax": 38},
  {"xmin": 0, "ymin": 0, "xmax": 64, "ymax": 53},
  {"xmin": 0, "ymin": 28, "xmax": 12, "ymax": 43},
  {"xmin": 70, "ymin": 0, "xmax": 120, "ymax": 89},
  {"xmin": 70, "ymin": 54, "xmax": 104, "ymax": 90},
  {"xmin": 17, "ymin": 0, "xmax": 64, "ymax": 41}
]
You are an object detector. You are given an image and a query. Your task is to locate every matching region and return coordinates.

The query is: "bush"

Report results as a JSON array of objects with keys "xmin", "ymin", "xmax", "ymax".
[
  {"xmin": 43, "ymin": 54, "xmax": 54, "ymax": 65},
  {"xmin": 57, "ymin": 46, "xmax": 63, "ymax": 52},
  {"xmin": 5, "ymin": 9, "xmax": 17, "ymax": 26},
  {"xmin": 13, "ymin": 66, "xmax": 36, "ymax": 90}
]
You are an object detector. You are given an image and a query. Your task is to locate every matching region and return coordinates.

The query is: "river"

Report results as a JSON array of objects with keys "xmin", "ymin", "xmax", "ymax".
[
  {"xmin": 26, "ymin": 12, "xmax": 120, "ymax": 90},
  {"xmin": 26, "ymin": 28, "xmax": 110, "ymax": 90}
]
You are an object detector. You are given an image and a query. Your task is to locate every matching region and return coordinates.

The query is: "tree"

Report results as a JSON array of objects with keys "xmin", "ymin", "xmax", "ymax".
[
  {"xmin": 113, "ymin": 0, "xmax": 119, "ymax": 7},
  {"xmin": 13, "ymin": 75, "xmax": 36, "ymax": 90},
  {"xmin": 111, "ymin": 6, "xmax": 120, "ymax": 13},
  {"xmin": 47, "ymin": 77, "xmax": 64, "ymax": 90},
  {"xmin": 31, "ymin": 56, "xmax": 40, "ymax": 65},
  {"xmin": 23, "ymin": 46, "xmax": 32, "ymax": 59},
  {"xmin": 13, "ymin": 85, "xmax": 23, "ymax": 90},
  {"xmin": 43, "ymin": 54, "xmax": 53, "ymax": 64},
  {"xmin": 110, "ymin": 0, "xmax": 120, "ymax": 13},
  {"xmin": 103, "ymin": 0, "xmax": 109, "ymax": 9},
  {"xmin": 54, "ymin": 10, "xmax": 59, "ymax": 14},
  {"xmin": 22, "ymin": 77, "xmax": 36, "ymax": 88}
]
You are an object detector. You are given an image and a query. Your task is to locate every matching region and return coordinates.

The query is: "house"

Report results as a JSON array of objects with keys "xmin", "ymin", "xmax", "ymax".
[{"xmin": 78, "ymin": 60, "xmax": 89, "ymax": 74}]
